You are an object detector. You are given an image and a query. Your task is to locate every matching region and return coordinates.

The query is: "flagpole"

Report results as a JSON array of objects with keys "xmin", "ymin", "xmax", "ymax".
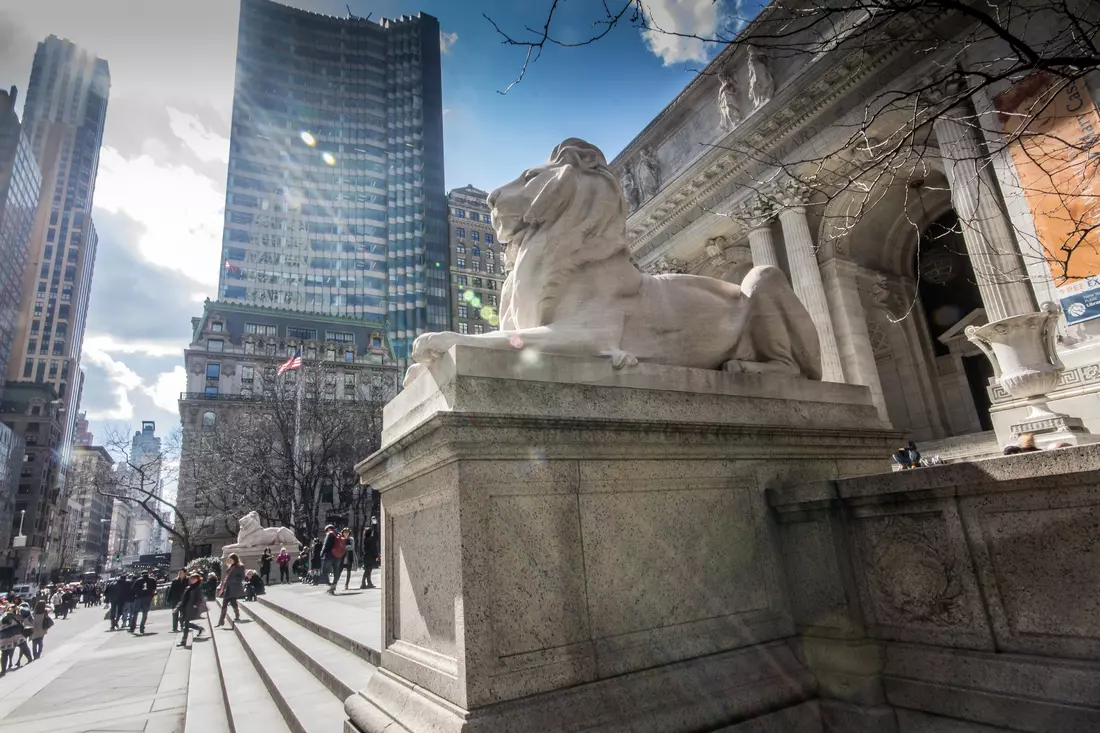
[{"xmin": 291, "ymin": 368, "xmax": 302, "ymax": 529}]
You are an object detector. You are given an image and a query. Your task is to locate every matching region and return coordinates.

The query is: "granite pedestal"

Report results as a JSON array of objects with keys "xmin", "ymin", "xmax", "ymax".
[{"xmin": 346, "ymin": 345, "xmax": 900, "ymax": 733}]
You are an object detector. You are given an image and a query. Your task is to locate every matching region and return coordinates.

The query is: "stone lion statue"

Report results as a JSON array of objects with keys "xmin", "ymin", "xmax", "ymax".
[
  {"xmin": 405, "ymin": 138, "xmax": 821, "ymax": 386},
  {"xmin": 222, "ymin": 511, "xmax": 300, "ymax": 551}
]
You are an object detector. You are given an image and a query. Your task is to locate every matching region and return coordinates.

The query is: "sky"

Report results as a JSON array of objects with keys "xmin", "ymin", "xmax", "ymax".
[{"xmin": 0, "ymin": 0, "xmax": 744, "ymax": 444}]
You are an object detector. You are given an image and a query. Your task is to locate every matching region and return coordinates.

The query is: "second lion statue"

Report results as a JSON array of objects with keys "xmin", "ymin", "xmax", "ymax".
[{"xmin": 405, "ymin": 138, "xmax": 821, "ymax": 386}]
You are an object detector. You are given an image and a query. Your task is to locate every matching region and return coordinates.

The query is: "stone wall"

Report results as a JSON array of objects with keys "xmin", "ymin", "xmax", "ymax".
[{"xmin": 770, "ymin": 444, "xmax": 1100, "ymax": 732}]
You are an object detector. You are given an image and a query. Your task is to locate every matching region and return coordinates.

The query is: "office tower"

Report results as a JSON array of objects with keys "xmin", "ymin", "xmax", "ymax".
[
  {"xmin": 72, "ymin": 409, "xmax": 92, "ymax": 446},
  {"xmin": 6, "ymin": 36, "xmax": 110, "ymax": 453},
  {"xmin": 446, "ymin": 186, "xmax": 506, "ymax": 335},
  {"xmin": 0, "ymin": 88, "xmax": 42, "ymax": 403},
  {"xmin": 127, "ymin": 420, "xmax": 166, "ymax": 554},
  {"xmin": 219, "ymin": 0, "xmax": 447, "ymax": 363}
]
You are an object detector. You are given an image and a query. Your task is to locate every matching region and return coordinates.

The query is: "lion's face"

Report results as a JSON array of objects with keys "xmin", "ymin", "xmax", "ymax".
[{"xmin": 487, "ymin": 163, "xmax": 562, "ymax": 246}]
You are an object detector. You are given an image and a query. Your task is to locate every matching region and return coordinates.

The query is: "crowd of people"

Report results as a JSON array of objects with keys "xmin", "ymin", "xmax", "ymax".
[
  {"xmin": 0, "ymin": 579, "xmax": 107, "ymax": 675},
  {"xmin": 291, "ymin": 523, "xmax": 379, "ymax": 595}
]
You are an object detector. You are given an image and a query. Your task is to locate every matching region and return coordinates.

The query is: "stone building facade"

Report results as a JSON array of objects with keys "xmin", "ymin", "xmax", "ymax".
[
  {"xmin": 446, "ymin": 186, "xmax": 506, "ymax": 335},
  {"xmin": 174, "ymin": 300, "xmax": 400, "ymax": 563},
  {"xmin": 66, "ymin": 444, "xmax": 113, "ymax": 572},
  {"xmin": 612, "ymin": 9, "xmax": 1100, "ymax": 456}
]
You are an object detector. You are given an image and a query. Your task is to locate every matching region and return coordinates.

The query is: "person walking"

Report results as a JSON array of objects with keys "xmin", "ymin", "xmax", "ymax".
[
  {"xmin": 175, "ymin": 572, "xmax": 206, "ymax": 648},
  {"xmin": 320, "ymin": 525, "xmax": 344, "ymax": 595},
  {"xmin": 166, "ymin": 570, "xmax": 188, "ymax": 633},
  {"xmin": 29, "ymin": 601, "xmax": 52, "ymax": 659},
  {"xmin": 360, "ymin": 524, "xmax": 378, "ymax": 589},
  {"xmin": 260, "ymin": 549, "xmax": 273, "ymax": 585},
  {"xmin": 244, "ymin": 570, "xmax": 265, "ymax": 601},
  {"xmin": 336, "ymin": 528, "xmax": 356, "ymax": 590},
  {"xmin": 51, "ymin": 587, "xmax": 66, "ymax": 619},
  {"xmin": 276, "ymin": 547, "xmax": 291, "ymax": 585},
  {"xmin": 118, "ymin": 575, "xmax": 136, "ymax": 630},
  {"xmin": 0, "ymin": 604, "xmax": 25, "ymax": 675},
  {"xmin": 216, "ymin": 554, "xmax": 246, "ymax": 628},
  {"xmin": 130, "ymin": 570, "xmax": 157, "ymax": 634},
  {"xmin": 309, "ymin": 538, "xmax": 323, "ymax": 585}
]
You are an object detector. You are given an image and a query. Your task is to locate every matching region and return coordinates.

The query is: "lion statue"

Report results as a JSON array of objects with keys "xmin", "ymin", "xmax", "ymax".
[
  {"xmin": 222, "ymin": 511, "xmax": 300, "ymax": 551},
  {"xmin": 405, "ymin": 138, "xmax": 821, "ymax": 386}
]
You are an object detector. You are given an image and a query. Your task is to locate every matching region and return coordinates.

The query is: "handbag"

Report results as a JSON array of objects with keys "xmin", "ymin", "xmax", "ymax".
[{"xmin": 42, "ymin": 614, "xmax": 54, "ymax": 630}]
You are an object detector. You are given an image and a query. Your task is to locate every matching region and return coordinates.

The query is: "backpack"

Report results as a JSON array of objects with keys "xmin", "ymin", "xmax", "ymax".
[{"xmin": 331, "ymin": 535, "xmax": 346, "ymax": 559}]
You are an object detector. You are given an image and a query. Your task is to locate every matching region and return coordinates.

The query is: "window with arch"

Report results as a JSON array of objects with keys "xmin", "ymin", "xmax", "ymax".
[
  {"xmin": 471, "ymin": 246, "xmax": 480, "ymax": 257},
  {"xmin": 202, "ymin": 411, "xmax": 216, "ymax": 428}
]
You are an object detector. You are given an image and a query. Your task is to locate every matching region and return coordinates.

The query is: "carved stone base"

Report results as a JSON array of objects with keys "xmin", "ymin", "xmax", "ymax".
[{"xmin": 1009, "ymin": 409, "xmax": 1099, "ymax": 448}]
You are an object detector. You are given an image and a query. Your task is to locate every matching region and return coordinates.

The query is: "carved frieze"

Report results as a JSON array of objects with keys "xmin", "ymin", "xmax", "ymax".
[{"xmin": 747, "ymin": 46, "xmax": 774, "ymax": 110}]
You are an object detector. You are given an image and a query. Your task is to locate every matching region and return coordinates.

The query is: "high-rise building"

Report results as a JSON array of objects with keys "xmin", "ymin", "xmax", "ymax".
[
  {"xmin": 0, "ymin": 88, "xmax": 42, "ymax": 403},
  {"xmin": 446, "ymin": 186, "xmax": 506, "ymax": 335},
  {"xmin": 6, "ymin": 37, "xmax": 109, "ymax": 453},
  {"xmin": 127, "ymin": 420, "xmax": 166, "ymax": 554},
  {"xmin": 66, "ymin": 444, "xmax": 113, "ymax": 572},
  {"xmin": 218, "ymin": 0, "xmax": 447, "ymax": 364},
  {"xmin": 72, "ymin": 410, "xmax": 92, "ymax": 446}
]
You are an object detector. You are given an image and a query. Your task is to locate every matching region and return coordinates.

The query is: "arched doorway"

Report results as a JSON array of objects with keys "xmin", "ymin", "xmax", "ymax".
[{"xmin": 914, "ymin": 211, "xmax": 994, "ymax": 432}]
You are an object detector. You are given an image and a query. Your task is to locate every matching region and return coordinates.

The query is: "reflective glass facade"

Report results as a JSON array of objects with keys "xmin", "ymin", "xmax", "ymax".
[{"xmin": 220, "ymin": 0, "xmax": 447, "ymax": 362}]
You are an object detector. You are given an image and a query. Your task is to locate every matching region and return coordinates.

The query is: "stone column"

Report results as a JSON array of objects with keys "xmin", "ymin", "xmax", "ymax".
[
  {"xmin": 736, "ymin": 198, "xmax": 779, "ymax": 269},
  {"xmin": 931, "ymin": 100, "xmax": 1035, "ymax": 321},
  {"xmin": 777, "ymin": 183, "xmax": 845, "ymax": 382}
]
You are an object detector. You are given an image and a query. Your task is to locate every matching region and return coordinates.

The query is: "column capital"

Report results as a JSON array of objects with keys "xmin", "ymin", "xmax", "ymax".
[
  {"xmin": 776, "ymin": 180, "xmax": 811, "ymax": 210},
  {"xmin": 918, "ymin": 74, "xmax": 969, "ymax": 114},
  {"xmin": 734, "ymin": 196, "xmax": 775, "ymax": 230},
  {"xmin": 705, "ymin": 235, "xmax": 751, "ymax": 269}
]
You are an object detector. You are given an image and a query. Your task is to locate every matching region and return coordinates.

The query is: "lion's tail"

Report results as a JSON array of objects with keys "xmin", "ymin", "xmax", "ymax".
[{"xmin": 739, "ymin": 266, "xmax": 824, "ymax": 380}]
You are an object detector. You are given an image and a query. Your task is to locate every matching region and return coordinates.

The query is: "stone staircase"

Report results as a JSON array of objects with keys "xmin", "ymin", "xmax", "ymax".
[{"xmin": 184, "ymin": 581, "xmax": 381, "ymax": 733}]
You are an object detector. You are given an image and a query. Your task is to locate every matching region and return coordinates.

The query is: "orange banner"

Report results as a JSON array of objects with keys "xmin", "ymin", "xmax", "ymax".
[{"xmin": 996, "ymin": 73, "xmax": 1100, "ymax": 283}]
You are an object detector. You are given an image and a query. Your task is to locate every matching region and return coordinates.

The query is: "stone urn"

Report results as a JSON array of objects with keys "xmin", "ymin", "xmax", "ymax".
[{"xmin": 966, "ymin": 302, "xmax": 1093, "ymax": 444}]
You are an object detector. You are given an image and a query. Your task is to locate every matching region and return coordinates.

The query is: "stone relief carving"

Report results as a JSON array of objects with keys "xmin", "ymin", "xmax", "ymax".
[
  {"xmin": 863, "ymin": 514, "xmax": 971, "ymax": 628},
  {"xmin": 405, "ymin": 138, "xmax": 824, "ymax": 385},
  {"xmin": 736, "ymin": 197, "xmax": 775, "ymax": 230},
  {"xmin": 650, "ymin": 255, "xmax": 688, "ymax": 274},
  {"xmin": 717, "ymin": 71, "xmax": 743, "ymax": 131},
  {"xmin": 189, "ymin": 361, "xmax": 204, "ymax": 375},
  {"xmin": 866, "ymin": 321, "xmax": 893, "ymax": 361},
  {"xmin": 747, "ymin": 46, "xmax": 774, "ymax": 110},
  {"xmin": 621, "ymin": 168, "xmax": 641, "ymax": 213},
  {"xmin": 223, "ymin": 361, "xmax": 237, "ymax": 377},
  {"xmin": 637, "ymin": 147, "xmax": 661, "ymax": 200}
]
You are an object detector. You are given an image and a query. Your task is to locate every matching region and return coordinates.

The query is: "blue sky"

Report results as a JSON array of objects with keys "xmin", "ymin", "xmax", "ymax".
[{"xmin": 0, "ymin": 0, "xmax": 737, "ymax": 441}]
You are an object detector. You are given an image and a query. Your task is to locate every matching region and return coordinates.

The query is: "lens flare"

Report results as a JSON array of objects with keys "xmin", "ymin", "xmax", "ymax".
[
  {"xmin": 462, "ymin": 290, "xmax": 475, "ymax": 303},
  {"xmin": 299, "ymin": 131, "xmax": 317, "ymax": 146},
  {"xmin": 321, "ymin": 151, "xmax": 336, "ymax": 166}
]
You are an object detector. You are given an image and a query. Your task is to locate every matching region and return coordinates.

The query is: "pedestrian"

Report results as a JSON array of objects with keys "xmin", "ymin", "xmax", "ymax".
[
  {"xmin": 216, "ymin": 554, "xmax": 245, "ymax": 628},
  {"xmin": 320, "ymin": 525, "xmax": 344, "ymax": 595},
  {"xmin": 276, "ymin": 547, "xmax": 291, "ymax": 585},
  {"xmin": 360, "ymin": 524, "xmax": 378, "ymax": 589},
  {"xmin": 30, "ymin": 601, "xmax": 52, "ymax": 659},
  {"xmin": 309, "ymin": 538, "xmax": 323, "ymax": 585},
  {"xmin": 244, "ymin": 570, "xmax": 265, "ymax": 601},
  {"xmin": 129, "ymin": 570, "xmax": 157, "ymax": 634},
  {"xmin": 202, "ymin": 573, "xmax": 218, "ymax": 601},
  {"xmin": 60, "ymin": 586, "xmax": 73, "ymax": 619},
  {"xmin": 335, "ymin": 528, "xmax": 355, "ymax": 590},
  {"xmin": 260, "ymin": 549, "xmax": 273, "ymax": 585},
  {"xmin": 118, "ymin": 575, "xmax": 136, "ymax": 630},
  {"xmin": 176, "ymin": 572, "xmax": 206, "ymax": 648},
  {"xmin": 13, "ymin": 604, "xmax": 33, "ymax": 667},
  {"xmin": 167, "ymin": 570, "xmax": 188, "ymax": 633},
  {"xmin": 51, "ymin": 587, "xmax": 66, "ymax": 619},
  {"xmin": 0, "ymin": 604, "xmax": 25, "ymax": 675}
]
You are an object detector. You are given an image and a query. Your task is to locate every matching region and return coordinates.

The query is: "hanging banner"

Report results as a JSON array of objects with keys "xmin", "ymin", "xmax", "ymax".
[
  {"xmin": 1058, "ymin": 274, "xmax": 1100, "ymax": 325},
  {"xmin": 995, "ymin": 73, "xmax": 1100, "ymax": 283}
]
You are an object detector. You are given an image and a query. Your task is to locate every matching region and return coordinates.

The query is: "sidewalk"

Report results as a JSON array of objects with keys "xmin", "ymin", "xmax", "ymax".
[{"xmin": 0, "ymin": 609, "xmax": 188, "ymax": 733}]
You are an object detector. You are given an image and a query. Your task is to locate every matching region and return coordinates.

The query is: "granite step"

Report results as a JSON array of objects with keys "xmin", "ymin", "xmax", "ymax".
[
  {"xmin": 208, "ymin": 610, "xmax": 293, "ymax": 733},
  {"xmin": 237, "ymin": 598, "xmax": 376, "ymax": 700},
  {"xmin": 184, "ymin": 615, "xmax": 232, "ymax": 733},
  {"xmin": 229, "ymin": 609, "xmax": 348, "ymax": 733},
  {"xmin": 257, "ymin": 581, "xmax": 381, "ymax": 665}
]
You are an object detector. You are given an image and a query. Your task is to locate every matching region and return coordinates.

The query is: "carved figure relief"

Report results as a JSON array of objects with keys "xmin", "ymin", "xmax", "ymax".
[
  {"xmin": 650, "ymin": 255, "xmax": 688, "ymax": 275},
  {"xmin": 747, "ymin": 46, "xmax": 774, "ymax": 110},
  {"xmin": 637, "ymin": 147, "xmax": 660, "ymax": 200},
  {"xmin": 717, "ymin": 71, "xmax": 743, "ymax": 131},
  {"xmin": 621, "ymin": 168, "xmax": 641, "ymax": 213},
  {"xmin": 862, "ymin": 514, "xmax": 971, "ymax": 628}
]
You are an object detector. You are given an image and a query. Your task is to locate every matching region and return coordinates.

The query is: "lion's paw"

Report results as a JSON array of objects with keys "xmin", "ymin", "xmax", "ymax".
[
  {"xmin": 603, "ymin": 349, "xmax": 639, "ymax": 370},
  {"xmin": 411, "ymin": 333, "xmax": 451, "ymax": 364}
]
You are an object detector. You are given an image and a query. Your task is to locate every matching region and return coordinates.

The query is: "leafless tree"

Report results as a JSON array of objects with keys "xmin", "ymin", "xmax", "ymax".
[
  {"xmin": 184, "ymin": 363, "xmax": 388, "ymax": 545},
  {"xmin": 490, "ymin": 0, "xmax": 1100, "ymax": 288}
]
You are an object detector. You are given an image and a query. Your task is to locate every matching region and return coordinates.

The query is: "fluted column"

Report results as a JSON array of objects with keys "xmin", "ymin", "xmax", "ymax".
[
  {"xmin": 736, "ymin": 198, "xmax": 779, "ymax": 269},
  {"xmin": 777, "ymin": 183, "xmax": 845, "ymax": 382},
  {"xmin": 931, "ymin": 99, "xmax": 1035, "ymax": 321}
]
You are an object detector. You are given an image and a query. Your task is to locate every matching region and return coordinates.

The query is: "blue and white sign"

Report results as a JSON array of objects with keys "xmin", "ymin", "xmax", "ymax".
[{"xmin": 1059, "ymin": 275, "xmax": 1100, "ymax": 325}]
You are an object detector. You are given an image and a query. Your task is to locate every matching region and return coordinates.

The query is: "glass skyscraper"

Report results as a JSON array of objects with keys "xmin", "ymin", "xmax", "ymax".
[{"xmin": 220, "ymin": 0, "xmax": 448, "ymax": 362}]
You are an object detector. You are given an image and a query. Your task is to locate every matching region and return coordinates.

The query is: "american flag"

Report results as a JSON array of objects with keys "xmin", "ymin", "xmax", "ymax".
[{"xmin": 278, "ymin": 347, "xmax": 302, "ymax": 376}]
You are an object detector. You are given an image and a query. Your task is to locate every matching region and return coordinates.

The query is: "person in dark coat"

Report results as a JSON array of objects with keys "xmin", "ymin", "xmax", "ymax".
[
  {"xmin": 360, "ymin": 524, "xmax": 378, "ymax": 589},
  {"xmin": 166, "ymin": 570, "xmax": 188, "ymax": 633},
  {"xmin": 130, "ymin": 570, "xmax": 158, "ymax": 634},
  {"xmin": 259, "ymin": 549, "xmax": 273, "ymax": 585},
  {"xmin": 118, "ymin": 575, "xmax": 136, "ymax": 629},
  {"xmin": 216, "ymin": 554, "xmax": 246, "ymax": 627},
  {"xmin": 176, "ymin": 573, "xmax": 206, "ymax": 648},
  {"xmin": 244, "ymin": 570, "xmax": 265, "ymax": 601}
]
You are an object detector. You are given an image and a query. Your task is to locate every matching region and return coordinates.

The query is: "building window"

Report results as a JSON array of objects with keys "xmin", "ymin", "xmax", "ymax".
[
  {"xmin": 469, "ymin": 212, "xmax": 479, "ymax": 222},
  {"xmin": 245, "ymin": 323, "xmax": 278, "ymax": 336},
  {"xmin": 241, "ymin": 366, "xmax": 254, "ymax": 382},
  {"xmin": 473, "ymin": 324, "xmax": 485, "ymax": 334},
  {"xmin": 487, "ymin": 263, "xmax": 495, "ymax": 274},
  {"xmin": 211, "ymin": 322, "xmax": 224, "ymax": 333},
  {"xmin": 264, "ymin": 342, "xmax": 276, "ymax": 356},
  {"xmin": 287, "ymin": 327, "xmax": 317, "ymax": 340},
  {"xmin": 345, "ymin": 350, "xmax": 354, "ymax": 362},
  {"xmin": 204, "ymin": 386, "xmax": 219, "ymax": 396},
  {"xmin": 244, "ymin": 341, "xmax": 256, "ymax": 355},
  {"xmin": 470, "ymin": 231, "xmax": 480, "ymax": 242},
  {"xmin": 455, "ymin": 227, "xmax": 465, "ymax": 238},
  {"xmin": 456, "ymin": 258, "xmax": 465, "ymax": 268},
  {"xmin": 486, "ymin": 233, "xmax": 494, "ymax": 244},
  {"xmin": 456, "ymin": 275, "xmax": 467, "ymax": 286},
  {"xmin": 456, "ymin": 244, "xmax": 465, "ymax": 254},
  {"xmin": 453, "ymin": 208, "xmax": 466, "ymax": 218},
  {"xmin": 206, "ymin": 363, "xmax": 221, "ymax": 379},
  {"xmin": 326, "ymin": 331, "xmax": 354, "ymax": 343},
  {"xmin": 472, "ymin": 278, "xmax": 483, "ymax": 288},
  {"xmin": 488, "ymin": 294, "xmax": 498, "ymax": 306},
  {"xmin": 202, "ymin": 411, "xmax": 216, "ymax": 428},
  {"xmin": 486, "ymin": 250, "xmax": 495, "ymax": 260},
  {"xmin": 208, "ymin": 339, "xmax": 224, "ymax": 352},
  {"xmin": 471, "ymin": 260, "xmax": 480, "ymax": 271},
  {"xmin": 458, "ymin": 305, "xmax": 468, "ymax": 318},
  {"xmin": 472, "ymin": 246, "xmax": 480, "ymax": 257},
  {"xmin": 488, "ymin": 280, "xmax": 496, "ymax": 290},
  {"xmin": 458, "ymin": 322, "xmax": 469, "ymax": 334}
]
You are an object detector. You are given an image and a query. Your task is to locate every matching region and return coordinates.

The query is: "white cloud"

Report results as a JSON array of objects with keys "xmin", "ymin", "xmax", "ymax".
[
  {"xmin": 167, "ymin": 107, "xmax": 230, "ymax": 163},
  {"xmin": 640, "ymin": 0, "xmax": 722, "ymax": 65},
  {"xmin": 81, "ymin": 348, "xmax": 144, "ymax": 421},
  {"xmin": 440, "ymin": 31, "xmax": 458, "ymax": 54},
  {"xmin": 83, "ymin": 334, "xmax": 190, "ymax": 358},
  {"xmin": 81, "ymin": 342, "xmax": 187, "ymax": 421},
  {"xmin": 93, "ymin": 146, "xmax": 224, "ymax": 287},
  {"xmin": 147, "ymin": 367, "xmax": 188, "ymax": 414}
]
